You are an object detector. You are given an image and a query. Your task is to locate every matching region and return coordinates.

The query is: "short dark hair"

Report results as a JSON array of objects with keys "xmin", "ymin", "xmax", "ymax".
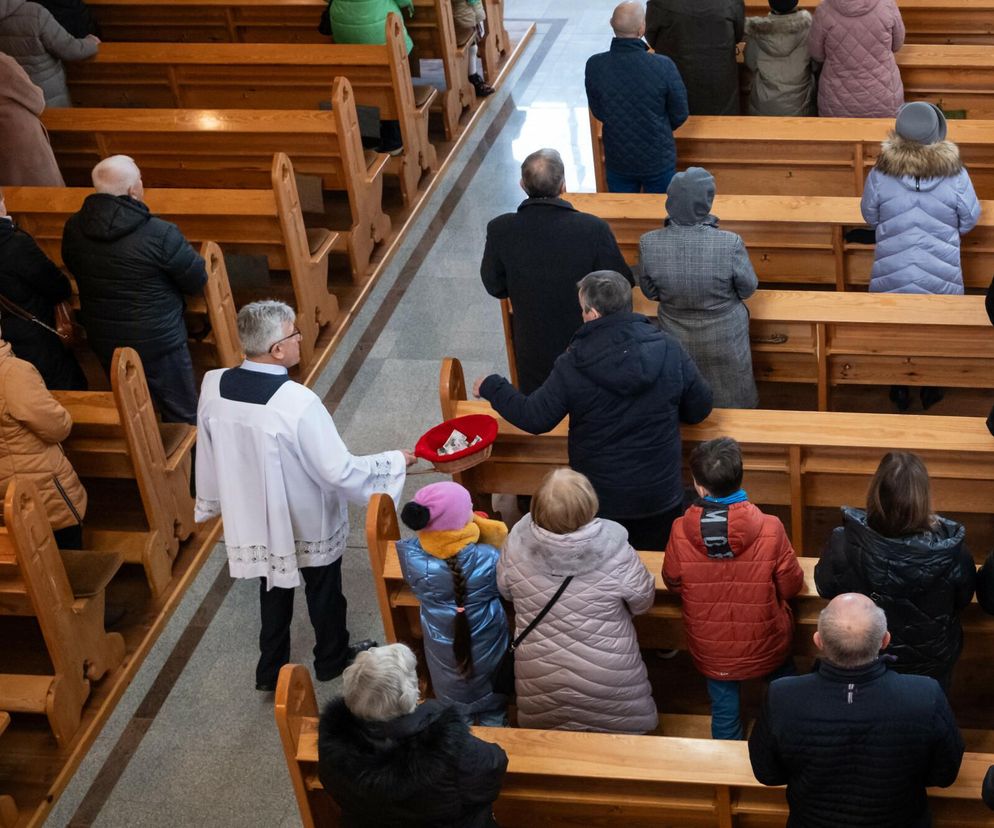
[
  {"xmin": 689, "ymin": 437, "xmax": 743, "ymax": 498},
  {"xmin": 520, "ymin": 149, "xmax": 565, "ymax": 198},
  {"xmin": 577, "ymin": 270, "xmax": 632, "ymax": 316}
]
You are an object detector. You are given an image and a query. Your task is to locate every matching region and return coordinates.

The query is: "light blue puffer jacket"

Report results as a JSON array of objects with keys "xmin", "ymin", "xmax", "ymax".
[{"xmin": 861, "ymin": 133, "xmax": 981, "ymax": 294}]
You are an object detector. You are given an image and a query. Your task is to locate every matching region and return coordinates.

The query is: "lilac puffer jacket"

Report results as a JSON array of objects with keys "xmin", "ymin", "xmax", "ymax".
[
  {"xmin": 861, "ymin": 134, "xmax": 981, "ymax": 294},
  {"xmin": 809, "ymin": 0, "xmax": 905, "ymax": 118}
]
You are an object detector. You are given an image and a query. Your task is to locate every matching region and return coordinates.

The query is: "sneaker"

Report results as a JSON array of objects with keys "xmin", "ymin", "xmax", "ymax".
[
  {"xmin": 920, "ymin": 386, "xmax": 945, "ymax": 410},
  {"xmin": 889, "ymin": 385, "xmax": 911, "ymax": 413},
  {"xmin": 376, "ymin": 144, "xmax": 404, "ymax": 157},
  {"xmin": 469, "ymin": 73, "xmax": 495, "ymax": 97},
  {"xmin": 655, "ymin": 648, "xmax": 679, "ymax": 660}
]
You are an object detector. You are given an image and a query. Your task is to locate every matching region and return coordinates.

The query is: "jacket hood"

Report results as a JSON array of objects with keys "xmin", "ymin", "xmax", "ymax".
[
  {"xmin": 682, "ymin": 500, "xmax": 765, "ymax": 558},
  {"xmin": 665, "ymin": 167, "xmax": 716, "ymax": 225},
  {"xmin": 570, "ymin": 312, "xmax": 675, "ymax": 395},
  {"xmin": 0, "ymin": 0, "xmax": 25, "ymax": 19},
  {"xmin": 509, "ymin": 515, "xmax": 631, "ymax": 577},
  {"xmin": 745, "ymin": 10, "xmax": 811, "ymax": 55},
  {"xmin": 75, "ymin": 193, "xmax": 151, "ymax": 242},
  {"xmin": 830, "ymin": 0, "xmax": 878, "ymax": 17},
  {"xmin": 841, "ymin": 506, "xmax": 967, "ymax": 591},
  {"xmin": 875, "ymin": 132, "xmax": 964, "ymax": 184},
  {"xmin": 0, "ymin": 217, "xmax": 15, "ymax": 245}
]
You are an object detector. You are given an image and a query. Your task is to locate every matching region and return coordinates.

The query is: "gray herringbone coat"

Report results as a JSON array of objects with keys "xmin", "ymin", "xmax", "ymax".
[{"xmin": 639, "ymin": 218, "xmax": 759, "ymax": 408}]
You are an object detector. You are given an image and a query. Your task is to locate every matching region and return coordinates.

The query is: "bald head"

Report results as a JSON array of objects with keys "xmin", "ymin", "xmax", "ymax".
[
  {"xmin": 815, "ymin": 594, "xmax": 890, "ymax": 669},
  {"xmin": 611, "ymin": 2, "xmax": 645, "ymax": 38},
  {"xmin": 92, "ymin": 155, "xmax": 144, "ymax": 199}
]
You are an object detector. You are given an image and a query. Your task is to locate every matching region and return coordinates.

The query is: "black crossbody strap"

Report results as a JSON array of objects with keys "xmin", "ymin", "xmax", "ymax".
[{"xmin": 511, "ymin": 575, "xmax": 573, "ymax": 651}]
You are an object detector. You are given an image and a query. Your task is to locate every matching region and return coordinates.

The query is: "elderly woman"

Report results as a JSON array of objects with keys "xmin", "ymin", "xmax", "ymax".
[
  {"xmin": 638, "ymin": 166, "xmax": 759, "ymax": 409},
  {"xmin": 318, "ymin": 643, "xmax": 508, "ymax": 827},
  {"xmin": 0, "ymin": 54, "xmax": 65, "ymax": 185},
  {"xmin": 497, "ymin": 469, "xmax": 658, "ymax": 734}
]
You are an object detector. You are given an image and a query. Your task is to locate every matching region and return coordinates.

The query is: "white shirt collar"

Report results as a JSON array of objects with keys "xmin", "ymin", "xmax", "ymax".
[{"xmin": 240, "ymin": 359, "xmax": 288, "ymax": 375}]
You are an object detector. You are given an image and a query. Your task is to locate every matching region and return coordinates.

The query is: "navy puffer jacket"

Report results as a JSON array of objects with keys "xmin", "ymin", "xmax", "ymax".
[
  {"xmin": 480, "ymin": 312, "xmax": 713, "ymax": 519},
  {"xmin": 814, "ymin": 507, "xmax": 976, "ymax": 679},
  {"xmin": 584, "ymin": 38, "xmax": 688, "ymax": 178},
  {"xmin": 62, "ymin": 194, "xmax": 207, "ymax": 362}
]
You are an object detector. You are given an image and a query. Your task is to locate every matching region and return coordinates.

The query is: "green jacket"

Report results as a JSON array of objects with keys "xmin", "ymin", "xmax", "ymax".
[{"xmin": 329, "ymin": 0, "xmax": 414, "ymax": 53}]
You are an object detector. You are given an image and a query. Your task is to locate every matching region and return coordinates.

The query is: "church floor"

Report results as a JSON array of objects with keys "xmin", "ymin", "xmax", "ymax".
[{"xmin": 45, "ymin": 4, "xmax": 601, "ymax": 826}]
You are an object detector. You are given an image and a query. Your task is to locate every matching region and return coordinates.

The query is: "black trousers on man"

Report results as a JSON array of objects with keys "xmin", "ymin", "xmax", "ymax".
[
  {"xmin": 97, "ymin": 344, "xmax": 199, "ymax": 425},
  {"xmin": 256, "ymin": 559, "xmax": 349, "ymax": 687}
]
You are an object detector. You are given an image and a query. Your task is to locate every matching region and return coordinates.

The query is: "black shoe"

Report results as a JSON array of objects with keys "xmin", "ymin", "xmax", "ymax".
[
  {"xmin": 469, "ymin": 73, "xmax": 495, "ymax": 97},
  {"xmin": 103, "ymin": 603, "xmax": 127, "ymax": 629},
  {"xmin": 376, "ymin": 143, "xmax": 404, "ymax": 157},
  {"xmin": 316, "ymin": 639, "xmax": 379, "ymax": 682},
  {"xmin": 920, "ymin": 386, "xmax": 945, "ymax": 410},
  {"xmin": 255, "ymin": 680, "xmax": 276, "ymax": 692},
  {"xmin": 889, "ymin": 385, "xmax": 911, "ymax": 412}
]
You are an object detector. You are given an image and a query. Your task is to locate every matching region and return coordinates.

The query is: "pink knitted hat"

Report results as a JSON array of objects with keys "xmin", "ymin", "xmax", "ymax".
[{"xmin": 401, "ymin": 482, "xmax": 473, "ymax": 532}]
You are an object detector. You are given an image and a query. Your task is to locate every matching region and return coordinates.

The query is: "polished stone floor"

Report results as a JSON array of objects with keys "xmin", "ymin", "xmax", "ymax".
[{"xmin": 48, "ymin": 3, "xmax": 618, "ymax": 826}]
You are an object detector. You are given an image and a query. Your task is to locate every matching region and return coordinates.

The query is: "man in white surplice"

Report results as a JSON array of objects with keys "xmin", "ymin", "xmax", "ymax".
[{"xmin": 194, "ymin": 301, "xmax": 414, "ymax": 691}]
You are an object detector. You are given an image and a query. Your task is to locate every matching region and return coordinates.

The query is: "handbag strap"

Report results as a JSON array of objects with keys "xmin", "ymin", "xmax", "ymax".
[
  {"xmin": 0, "ymin": 292, "xmax": 62, "ymax": 338},
  {"xmin": 511, "ymin": 575, "xmax": 573, "ymax": 651}
]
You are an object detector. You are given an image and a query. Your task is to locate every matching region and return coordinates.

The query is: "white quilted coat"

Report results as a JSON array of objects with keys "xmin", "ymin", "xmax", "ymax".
[{"xmin": 497, "ymin": 516, "xmax": 658, "ymax": 734}]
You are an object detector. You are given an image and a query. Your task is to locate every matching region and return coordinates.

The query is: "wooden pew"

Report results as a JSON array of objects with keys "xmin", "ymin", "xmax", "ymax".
[
  {"xmin": 6, "ymin": 154, "xmax": 337, "ymax": 372},
  {"xmin": 438, "ymin": 358, "xmax": 994, "ymax": 553},
  {"xmin": 896, "ymin": 44, "xmax": 994, "ymax": 119},
  {"xmin": 743, "ymin": 0, "xmax": 994, "ymax": 46},
  {"xmin": 64, "ymin": 20, "xmax": 438, "ymax": 205},
  {"xmin": 43, "ymin": 80, "xmax": 390, "ymax": 281},
  {"xmin": 274, "ymin": 663, "xmax": 994, "ymax": 828},
  {"xmin": 409, "ymin": 0, "xmax": 474, "ymax": 138},
  {"xmin": 0, "ymin": 714, "xmax": 14, "ymax": 828},
  {"xmin": 53, "ymin": 349, "xmax": 196, "ymax": 598},
  {"xmin": 0, "ymin": 480, "xmax": 125, "ymax": 745},
  {"xmin": 590, "ymin": 116, "xmax": 994, "ymax": 196}
]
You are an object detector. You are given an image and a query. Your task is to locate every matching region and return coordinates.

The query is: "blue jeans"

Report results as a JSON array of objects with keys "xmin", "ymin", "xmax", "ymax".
[
  {"xmin": 462, "ymin": 707, "xmax": 508, "ymax": 727},
  {"xmin": 707, "ymin": 657, "xmax": 797, "ymax": 741},
  {"xmin": 605, "ymin": 166, "xmax": 675, "ymax": 194}
]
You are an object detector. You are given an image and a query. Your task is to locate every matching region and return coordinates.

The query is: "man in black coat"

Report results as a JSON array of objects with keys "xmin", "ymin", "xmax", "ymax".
[
  {"xmin": 480, "ymin": 148, "xmax": 632, "ymax": 394},
  {"xmin": 62, "ymin": 155, "xmax": 207, "ymax": 424},
  {"xmin": 749, "ymin": 593, "xmax": 965, "ymax": 828},
  {"xmin": 475, "ymin": 270, "xmax": 712, "ymax": 549}
]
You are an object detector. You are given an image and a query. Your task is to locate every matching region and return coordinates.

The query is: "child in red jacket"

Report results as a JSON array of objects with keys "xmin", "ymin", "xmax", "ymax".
[{"xmin": 663, "ymin": 436, "xmax": 804, "ymax": 740}]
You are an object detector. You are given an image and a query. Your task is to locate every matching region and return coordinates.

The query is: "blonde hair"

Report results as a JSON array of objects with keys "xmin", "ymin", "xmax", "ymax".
[{"xmin": 531, "ymin": 468, "xmax": 599, "ymax": 534}]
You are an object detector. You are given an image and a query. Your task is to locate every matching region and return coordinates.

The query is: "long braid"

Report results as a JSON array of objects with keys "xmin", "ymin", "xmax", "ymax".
[{"xmin": 446, "ymin": 556, "xmax": 475, "ymax": 678}]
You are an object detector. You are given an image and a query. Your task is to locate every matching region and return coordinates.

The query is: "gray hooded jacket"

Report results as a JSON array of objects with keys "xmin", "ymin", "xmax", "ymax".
[
  {"xmin": 0, "ymin": 0, "xmax": 97, "ymax": 107},
  {"xmin": 639, "ymin": 167, "xmax": 759, "ymax": 409},
  {"xmin": 497, "ymin": 516, "xmax": 658, "ymax": 734},
  {"xmin": 744, "ymin": 10, "xmax": 816, "ymax": 116}
]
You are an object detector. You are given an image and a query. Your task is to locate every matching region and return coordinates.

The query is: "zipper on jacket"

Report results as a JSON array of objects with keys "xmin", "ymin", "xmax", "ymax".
[
  {"xmin": 847, "ymin": 682, "xmax": 855, "ymax": 705},
  {"xmin": 915, "ymin": 176, "xmax": 921, "ymax": 192}
]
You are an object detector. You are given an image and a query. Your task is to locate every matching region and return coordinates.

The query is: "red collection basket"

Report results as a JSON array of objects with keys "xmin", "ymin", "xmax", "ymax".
[{"xmin": 415, "ymin": 414, "xmax": 498, "ymax": 473}]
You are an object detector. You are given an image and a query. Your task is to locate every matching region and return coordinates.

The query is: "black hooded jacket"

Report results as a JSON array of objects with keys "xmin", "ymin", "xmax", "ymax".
[
  {"xmin": 480, "ymin": 312, "xmax": 713, "ymax": 519},
  {"xmin": 814, "ymin": 507, "xmax": 976, "ymax": 679},
  {"xmin": 317, "ymin": 698, "xmax": 508, "ymax": 828},
  {"xmin": 61, "ymin": 194, "xmax": 206, "ymax": 362}
]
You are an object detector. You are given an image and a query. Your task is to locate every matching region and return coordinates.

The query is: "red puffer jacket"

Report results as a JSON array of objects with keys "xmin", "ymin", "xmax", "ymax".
[{"xmin": 663, "ymin": 501, "xmax": 804, "ymax": 681}]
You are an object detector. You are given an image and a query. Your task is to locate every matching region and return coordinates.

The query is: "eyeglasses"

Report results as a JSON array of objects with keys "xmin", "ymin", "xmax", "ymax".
[{"xmin": 268, "ymin": 328, "xmax": 301, "ymax": 354}]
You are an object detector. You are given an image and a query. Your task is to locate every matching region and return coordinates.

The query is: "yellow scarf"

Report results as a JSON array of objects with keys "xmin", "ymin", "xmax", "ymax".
[{"xmin": 419, "ymin": 514, "xmax": 509, "ymax": 559}]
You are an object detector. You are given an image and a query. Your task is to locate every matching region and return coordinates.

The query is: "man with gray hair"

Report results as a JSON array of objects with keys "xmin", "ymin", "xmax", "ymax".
[
  {"xmin": 475, "ymin": 270, "xmax": 712, "ymax": 548},
  {"xmin": 62, "ymin": 155, "xmax": 206, "ymax": 423},
  {"xmin": 481, "ymin": 147, "xmax": 631, "ymax": 393},
  {"xmin": 194, "ymin": 300, "xmax": 415, "ymax": 691},
  {"xmin": 585, "ymin": 1, "xmax": 688, "ymax": 193},
  {"xmin": 749, "ymin": 593, "xmax": 964, "ymax": 827}
]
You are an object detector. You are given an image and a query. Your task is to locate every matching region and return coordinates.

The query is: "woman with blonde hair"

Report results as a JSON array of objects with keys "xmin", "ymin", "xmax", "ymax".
[
  {"xmin": 497, "ymin": 468, "xmax": 658, "ymax": 733},
  {"xmin": 815, "ymin": 451, "xmax": 975, "ymax": 690}
]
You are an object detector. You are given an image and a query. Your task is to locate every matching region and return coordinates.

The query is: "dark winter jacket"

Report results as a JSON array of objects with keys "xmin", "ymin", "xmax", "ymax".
[
  {"xmin": 749, "ymin": 658, "xmax": 964, "ymax": 828},
  {"xmin": 584, "ymin": 38, "xmax": 688, "ymax": 178},
  {"xmin": 61, "ymin": 194, "xmax": 207, "ymax": 363},
  {"xmin": 978, "ymin": 550, "xmax": 994, "ymax": 615},
  {"xmin": 34, "ymin": 0, "xmax": 97, "ymax": 37},
  {"xmin": 815, "ymin": 507, "xmax": 976, "ymax": 680},
  {"xmin": 645, "ymin": 0, "xmax": 744, "ymax": 116},
  {"xmin": 0, "ymin": 218, "xmax": 85, "ymax": 389},
  {"xmin": 317, "ymin": 698, "xmax": 508, "ymax": 828},
  {"xmin": 480, "ymin": 197, "xmax": 632, "ymax": 394},
  {"xmin": 984, "ymin": 764, "xmax": 994, "ymax": 809},
  {"xmin": 479, "ymin": 312, "xmax": 713, "ymax": 519}
]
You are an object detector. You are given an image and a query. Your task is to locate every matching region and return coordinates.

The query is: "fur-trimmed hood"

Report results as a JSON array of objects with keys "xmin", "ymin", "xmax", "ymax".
[
  {"xmin": 745, "ymin": 9, "xmax": 812, "ymax": 39},
  {"xmin": 875, "ymin": 131, "xmax": 964, "ymax": 181},
  {"xmin": 507, "ymin": 515, "xmax": 631, "ymax": 577}
]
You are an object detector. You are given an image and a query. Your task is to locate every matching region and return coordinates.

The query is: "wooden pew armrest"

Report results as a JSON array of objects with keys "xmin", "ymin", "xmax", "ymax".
[
  {"xmin": 159, "ymin": 424, "xmax": 197, "ymax": 471},
  {"xmin": 412, "ymin": 84, "xmax": 438, "ymax": 111},
  {"xmin": 306, "ymin": 228, "xmax": 340, "ymax": 263},
  {"xmin": 60, "ymin": 549, "xmax": 123, "ymax": 598},
  {"xmin": 362, "ymin": 150, "xmax": 392, "ymax": 183}
]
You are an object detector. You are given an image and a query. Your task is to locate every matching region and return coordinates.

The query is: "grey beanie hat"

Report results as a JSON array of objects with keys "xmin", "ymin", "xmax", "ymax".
[
  {"xmin": 895, "ymin": 101, "xmax": 947, "ymax": 145},
  {"xmin": 665, "ymin": 167, "xmax": 716, "ymax": 226}
]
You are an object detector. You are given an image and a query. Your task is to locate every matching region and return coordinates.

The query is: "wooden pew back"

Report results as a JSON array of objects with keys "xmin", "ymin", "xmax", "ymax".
[{"xmin": 409, "ymin": 0, "xmax": 473, "ymax": 138}]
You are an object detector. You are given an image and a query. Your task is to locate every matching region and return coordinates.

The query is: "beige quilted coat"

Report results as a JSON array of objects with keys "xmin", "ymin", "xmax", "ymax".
[{"xmin": 497, "ymin": 515, "xmax": 658, "ymax": 734}]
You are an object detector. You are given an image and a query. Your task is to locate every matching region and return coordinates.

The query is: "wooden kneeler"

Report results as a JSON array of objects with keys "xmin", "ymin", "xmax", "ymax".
[
  {"xmin": 0, "ymin": 712, "xmax": 16, "ymax": 827},
  {"xmin": 0, "ymin": 480, "xmax": 125, "ymax": 745}
]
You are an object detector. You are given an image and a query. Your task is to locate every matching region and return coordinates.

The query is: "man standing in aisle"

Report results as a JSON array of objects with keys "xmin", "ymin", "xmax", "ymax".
[{"xmin": 194, "ymin": 300, "xmax": 415, "ymax": 691}]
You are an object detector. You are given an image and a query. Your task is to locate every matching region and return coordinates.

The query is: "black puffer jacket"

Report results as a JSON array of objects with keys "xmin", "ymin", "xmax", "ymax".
[
  {"xmin": 814, "ymin": 507, "xmax": 976, "ymax": 679},
  {"xmin": 977, "ymin": 550, "xmax": 994, "ymax": 615},
  {"xmin": 480, "ymin": 312, "xmax": 713, "ymax": 519},
  {"xmin": 0, "ymin": 218, "xmax": 86, "ymax": 389},
  {"xmin": 749, "ymin": 659, "xmax": 964, "ymax": 828},
  {"xmin": 61, "ymin": 194, "xmax": 206, "ymax": 362},
  {"xmin": 317, "ymin": 698, "xmax": 508, "ymax": 828}
]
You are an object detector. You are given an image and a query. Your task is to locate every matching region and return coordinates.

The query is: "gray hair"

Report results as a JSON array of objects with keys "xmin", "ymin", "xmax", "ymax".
[
  {"xmin": 521, "ymin": 148, "xmax": 565, "ymax": 199},
  {"xmin": 236, "ymin": 300, "xmax": 296, "ymax": 357},
  {"xmin": 343, "ymin": 643, "xmax": 420, "ymax": 722},
  {"xmin": 92, "ymin": 155, "xmax": 142, "ymax": 196},
  {"xmin": 611, "ymin": 1, "xmax": 645, "ymax": 37},
  {"xmin": 577, "ymin": 270, "xmax": 632, "ymax": 316},
  {"xmin": 818, "ymin": 594, "xmax": 889, "ymax": 669}
]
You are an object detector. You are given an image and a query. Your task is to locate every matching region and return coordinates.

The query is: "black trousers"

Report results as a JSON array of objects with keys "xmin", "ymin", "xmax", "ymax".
[
  {"xmin": 257, "ymin": 559, "xmax": 349, "ymax": 686},
  {"xmin": 53, "ymin": 524, "xmax": 84, "ymax": 550},
  {"xmin": 610, "ymin": 502, "xmax": 685, "ymax": 550},
  {"xmin": 98, "ymin": 344, "xmax": 199, "ymax": 425}
]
